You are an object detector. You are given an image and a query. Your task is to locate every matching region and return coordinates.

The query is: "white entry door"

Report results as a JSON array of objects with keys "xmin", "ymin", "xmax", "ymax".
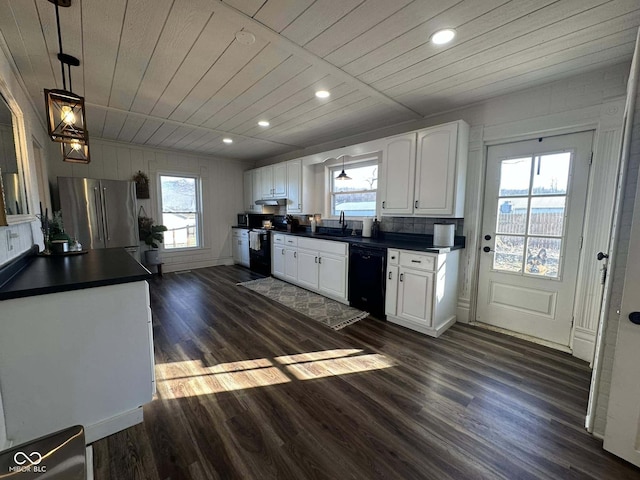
[
  {"xmin": 477, "ymin": 132, "xmax": 593, "ymax": 346},
  {"xmin": 603, "ymin": 147, "xmax": 640, "ymax": 466}
]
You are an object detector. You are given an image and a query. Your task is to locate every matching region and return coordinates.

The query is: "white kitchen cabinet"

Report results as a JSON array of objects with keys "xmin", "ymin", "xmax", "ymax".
[
  {"xmin": 232, "ymin": 228, "xmax": 249, "ymax": 267},
  {"xmin": 271, "ymin": 234, "xmax": 349, "ymax": 304},
  {"xmin": 286, "ymin": 159, "xmax": 302, "ymax": 213},
  {"xmin": 380, "ymin": 133, "xmax": 416, "ymax": 215},
  {"xmin": 260, "ymin": 163, "xmax": 287, "ymax": 198},
  {"xmin": 379, "ymin": 120, "xmax": 468, "ymax": 218},
  {"xmin": 414, "ymin": 122, "xmax": 468, "ymax": 217},
  {"xmin": 243, "ymin": 170, "xmax": 260, "ymax": 212},
  {"xmin": 385, "ymin": 249, "xmax": 459, "ymax": 337},
  {"xmin": 297, "ymin": 248, "xmax": 319, "ymax": 289},
  {"xmin": 318, "ymin": 253, "xmax": 348, "ymax": 300}
]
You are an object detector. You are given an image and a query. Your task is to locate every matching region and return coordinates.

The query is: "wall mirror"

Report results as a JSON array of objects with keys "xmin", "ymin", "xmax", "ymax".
[{"xmin": 0, "ymin": 91, "xmax": 29, "ymax": 226}]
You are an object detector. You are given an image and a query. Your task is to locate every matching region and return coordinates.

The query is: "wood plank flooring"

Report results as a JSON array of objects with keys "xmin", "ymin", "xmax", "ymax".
[{"xmin": 92, "ymin": 266, "xmax": 640, "ymax": 480}]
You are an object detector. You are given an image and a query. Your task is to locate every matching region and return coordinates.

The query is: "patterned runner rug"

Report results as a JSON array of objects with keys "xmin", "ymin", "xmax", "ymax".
[{"xmin": 238, "ymin": 277, "xmax": 369, "ymax": 330}]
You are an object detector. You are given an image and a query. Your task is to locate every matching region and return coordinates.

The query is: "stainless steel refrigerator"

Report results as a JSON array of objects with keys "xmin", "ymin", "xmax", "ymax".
[{"xmin": 58, "ymin": 176, "xmax": 139, "ymax": 250}]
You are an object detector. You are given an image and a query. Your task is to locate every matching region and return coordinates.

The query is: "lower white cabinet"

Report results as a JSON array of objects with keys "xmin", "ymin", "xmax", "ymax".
[
  {"xmin": 232, "ymin": 228, "xmax": 249, "ymax": 267},
  {"xmin": 271, "ymin": 234, "xmax": 349, "ymax": 304},
  {"xmin": 385, "ymin": 249, "xmax": 459, "ymax": 337}
]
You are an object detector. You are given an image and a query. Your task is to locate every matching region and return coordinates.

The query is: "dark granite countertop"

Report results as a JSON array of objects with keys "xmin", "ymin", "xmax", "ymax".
[
  {"xmin": 271, "ymin": 229, "xmax": 465, "ymax": 253},
  {"xmin": 0, "ymin": 247, "xmax": 152, "ymax": 301}
]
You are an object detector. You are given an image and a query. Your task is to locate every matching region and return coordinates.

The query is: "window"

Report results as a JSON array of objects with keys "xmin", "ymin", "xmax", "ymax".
[
  {"xmin": 329, "ymin": 160, "xmax": 377, "ymax": 217},
  {"xmin": 159, "ymin": 174, "xmax": 201, "ymax": 249}
]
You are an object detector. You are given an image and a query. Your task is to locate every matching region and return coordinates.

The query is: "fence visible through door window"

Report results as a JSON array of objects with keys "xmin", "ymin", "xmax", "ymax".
[{"xmin": 493, "ymin": 152, "xmax": 571, "ymax": 278}]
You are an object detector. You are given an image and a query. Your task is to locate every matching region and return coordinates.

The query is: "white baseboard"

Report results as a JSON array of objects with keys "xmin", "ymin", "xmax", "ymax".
[
  {"xmin": 387, "ymin": 315, "xmax": 456, "ymax": 338},
  {"xmin": 571, "ymin": 327, "xmax": 596, "ymax": 363},
  {"xmin": 456, "ymin": 300, "xmax": 470, "ymax": 324},
  {"xmin": 85, "ymin": 407, "xmax": 143, "ymax": 444}
]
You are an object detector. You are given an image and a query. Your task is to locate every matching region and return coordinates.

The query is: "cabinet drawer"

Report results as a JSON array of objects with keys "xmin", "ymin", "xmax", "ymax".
[
  {"xmin": 273, "ymin": 233, "xmax": 285, "ymax": 245},
  {"xmin": 298, "ymin": 237, "xmax": 348, "ymax": 256},
  {"xmin": 232, "ymin": 228, "xmax": 248, "ymax": 239},
  {"xmin": 399, "ymin": 251, "xmax": 435, "ymax": 271},
  {"xmin": 388, "ymin": 249, "xmax": 400, "ymax": 265},
  {"xmin": 283, "ymin": 235, "xmax": 298, "ymax": 247}
]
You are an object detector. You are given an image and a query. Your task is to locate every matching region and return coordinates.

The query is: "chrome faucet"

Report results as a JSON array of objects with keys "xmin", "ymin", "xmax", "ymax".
[{"xmin": 339, "ymin": 211, "xmax": 347, "ymax": 234}]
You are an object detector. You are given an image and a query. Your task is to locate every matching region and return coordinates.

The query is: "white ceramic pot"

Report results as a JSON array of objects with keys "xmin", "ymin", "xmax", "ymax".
[{"xmin": 144, "ymin": 249, "xmax": 161, "ymax": 265}]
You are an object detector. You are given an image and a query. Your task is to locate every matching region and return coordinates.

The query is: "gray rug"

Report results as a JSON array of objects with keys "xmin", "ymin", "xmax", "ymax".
[{"xmin": 238, "ymin": 277, "xmax": 369, "ymax": 330}]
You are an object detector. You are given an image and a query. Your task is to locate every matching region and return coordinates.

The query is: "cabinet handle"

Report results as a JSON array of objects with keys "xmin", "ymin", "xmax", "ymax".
[
  {"xmin": 294, "ymin": 251, "xmax": 297, "ymax": 258},
  {"xmin": 238, "ymin": 240, "xmax": 242, "ymax": 245},
  {"xmin": 382, "ymin": 201, "xmax": 385, "ymax": 209},
  {"xmin": 281, "ymin": 249, "xmax": 285, "ymax": 255},
  {"xmin": 362, "ymin": 255, "xmax": 371, "ymax": 260},
  {"xmin": 315, "ymin": 256, "xmax": 318, "ymax": 263},
  {"xmin": 415, "ymin": 200, "xmax": 418, "ymax": 209},
  {"xmin": 318, "ymin": 257, "xmax": 322, "ymax": 264},
  {"xmin": 400, "ymin": 273, "xmax": 404, "ymax": 282},
  {"xmin": 411, "ymin": 259, "xmax": 422, "ymax": 263},
  {"xmin": 388, "ymin": 271, "xmax": 392, "ymax": 280}
]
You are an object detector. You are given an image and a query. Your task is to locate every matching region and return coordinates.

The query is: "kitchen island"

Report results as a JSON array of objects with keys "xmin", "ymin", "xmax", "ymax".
[{"xmin": 0, "ymin": 248, "xmax": 155, "ymax": 446}]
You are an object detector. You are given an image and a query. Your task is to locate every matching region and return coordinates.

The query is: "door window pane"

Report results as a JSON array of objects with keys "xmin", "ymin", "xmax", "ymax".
[
  {"xmin": 499, "ymin": 157, "xmax": 531, "ymax": 196},
  {"xmin": 529, "ymin": 197, "xmax": 566, "ymax": 236},
  {"xmin": 526, "ymin": 237, "xmax": 562, "ymax": 278},
  {"xmin": 532, "ymin": 153, "xmax": 570, "ymax": 195},
  {"xmin": 496, "ymin": 197, "xmax": 528, "ymax": 234},
  {"xmin": 493, "ymin": 235, "xmax": 525, "ymax": 273}
]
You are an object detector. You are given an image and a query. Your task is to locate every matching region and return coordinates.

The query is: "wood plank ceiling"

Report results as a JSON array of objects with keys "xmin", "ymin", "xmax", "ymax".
[{"xmin": 0, "ymin": 0, "xmax": 638, "ymax": 160}]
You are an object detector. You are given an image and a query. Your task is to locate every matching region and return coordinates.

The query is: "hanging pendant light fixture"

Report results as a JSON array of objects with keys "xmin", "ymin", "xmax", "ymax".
[
  {"xmin": 44, "ymin": 0, "xmax": 89, "ymax": 163},
  {"xmin": 335, "ymin": 155, "xmax": 352, "ymax": 181}
]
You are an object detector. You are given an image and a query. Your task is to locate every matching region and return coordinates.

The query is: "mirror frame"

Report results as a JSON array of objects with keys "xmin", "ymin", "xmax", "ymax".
[{"xmin": 0, "ymin": 77, "xmax": 34, "ymax": 226}]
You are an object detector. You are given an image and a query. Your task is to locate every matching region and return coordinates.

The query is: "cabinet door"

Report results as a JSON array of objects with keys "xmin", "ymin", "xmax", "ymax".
[
  {"xmin": 273, "ymin": 245, "xmax": 286, "ymax": 277},
  {"xmin": 273, "ymin": 162, "xmax": 287, "ymax": 197},
  {"xmin": 385, "ymin": 265, "xmax": 399, "ymax": 316},
  {"xmin": 297, "ymin": 248, "xmax": 319, "ymax": 289},
  {"xmin": 260, "ymin": 166, "xmax": 274, "ymax": 198},
  {"xmin": 284, "ymin": 247, "xmax": 298, "ymax": 282},
  {"xmin": 414, "ymin": 123, "xmax": 458, "ymax": 216},
  {"xmin": 380, "ymin": 133, "xmax": 416, "ymax": 215},
  {"xmin": 318, "ymin": 254, "xmax": 348, "ymax": 301},
  {"xmin": 252, "ymin": 169, "xmax": 262, "ymax": 207},
  {"xmin": 232, "ymin": 236, "xmax": 242, "ymax": 263},
  {"xmin": 243, "ymin": 171, "xmax": 253, "ymax": 212},
  {"xmin": 240, "ymin": 238, "xmax": 250, "ymax": 268},
  {"xmin": 287, "ymin": 160, "xmax": 302, "ymax": 213},
  {"xmin": 397, "ymin": 268, "xmax": 433, "ymax": 326}
]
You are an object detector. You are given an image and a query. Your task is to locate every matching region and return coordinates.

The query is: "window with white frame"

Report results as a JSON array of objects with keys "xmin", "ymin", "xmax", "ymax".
[
  {"xmin": 329, "ymin": 159, "xmax": 378, "ymax": 217},
  {"xmin": 159, "ymin": 174, "xmax": 201, "ymax": 249}
]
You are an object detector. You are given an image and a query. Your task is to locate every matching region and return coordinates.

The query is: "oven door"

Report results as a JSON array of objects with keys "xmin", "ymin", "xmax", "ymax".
[{"xmin": 249, "ymin": 230, "xmax": 271, "ymax": 275}]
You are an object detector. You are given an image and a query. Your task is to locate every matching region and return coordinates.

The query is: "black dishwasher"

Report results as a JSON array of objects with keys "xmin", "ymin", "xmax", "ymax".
[{"xmin": 349, "ymin": 244, "xmax": 387, "ymax": 319}]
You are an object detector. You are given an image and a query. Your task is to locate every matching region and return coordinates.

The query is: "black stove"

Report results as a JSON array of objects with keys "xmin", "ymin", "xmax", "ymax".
[{"xmin": 249, "ymin": 228, "xmax": 272, "ymax": 276}]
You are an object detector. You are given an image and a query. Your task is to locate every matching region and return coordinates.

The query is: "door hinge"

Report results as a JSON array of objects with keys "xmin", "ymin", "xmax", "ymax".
[
  {"xmin": 589, "ymin": 152, "xmax": 593, "ymax": 165},
  {"xmin": 579, "ymin": 236, "xmax": 584, "ymax": 250}
]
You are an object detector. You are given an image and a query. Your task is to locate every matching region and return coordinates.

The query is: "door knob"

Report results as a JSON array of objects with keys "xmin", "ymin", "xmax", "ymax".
[
  {"xmin": 484, "ymin": 234, "xmax": 491, "ymax": 240},
  {"xmin": 629, "ymin": 312, "xmax": 640, "ymax": 325},
  {"xmin": 597, "ymin": 252, "xmax": 609, "ymax": 261}
]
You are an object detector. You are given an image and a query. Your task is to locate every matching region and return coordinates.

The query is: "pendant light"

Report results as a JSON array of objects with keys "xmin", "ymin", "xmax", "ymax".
[
  {"xmin": 44, "ymin": 0, "xmax": 89, "ymax": 163},
  {"xmin": 335, "ymin": 155, "xmax": 352, "ymax": 181}
]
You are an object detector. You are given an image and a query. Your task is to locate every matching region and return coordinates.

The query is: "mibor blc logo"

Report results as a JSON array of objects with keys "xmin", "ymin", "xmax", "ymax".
[{"xmin": 9, "ymin": 451, "xmax": 47, "ymax": 473}]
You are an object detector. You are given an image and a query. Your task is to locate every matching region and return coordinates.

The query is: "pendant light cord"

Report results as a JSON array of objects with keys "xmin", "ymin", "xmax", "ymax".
[{"xmin": 54, "ymin": 1, "xmax": 67, "ymax": 90}]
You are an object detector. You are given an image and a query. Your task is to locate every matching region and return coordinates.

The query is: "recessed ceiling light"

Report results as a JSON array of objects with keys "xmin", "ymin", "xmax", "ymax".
[
  {"xmin": 431, "ymin": 29, "xmax": 456, "ymax": 45},
  {"xmin": 315, "ymin": 90, "xmax": 330, "ymax": 99},
  {"xmin": 258, "ymin": 120, "xmax": 270, "ymax": 127},
  {"xmin": 235, "ymin": 31, "xmax": 256, "ymax": 45},
  {"xmin": 223, "ymin": 138, "xmax": 233, "ymax": 144}
]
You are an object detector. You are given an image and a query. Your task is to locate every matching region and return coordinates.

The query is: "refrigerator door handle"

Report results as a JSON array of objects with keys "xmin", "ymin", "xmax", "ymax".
[
  {"xmin": 102, "ymin": 187, "xmax": 111, "ymax": 241},
  {"xmin": 94, "ymin": 187, "xmax": 103, "ymax": 241}
]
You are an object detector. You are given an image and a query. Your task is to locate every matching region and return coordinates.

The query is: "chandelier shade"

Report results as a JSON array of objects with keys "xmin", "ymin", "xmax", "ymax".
[
  {"xmin": 335, "ymin": 155, "xmax": 352, "ymax": 181},
  {"xmin": 45, "ymin": 89, "xmax": 87, "ymax": 143},
  {"xmin": 61, "ymin": 135, "xmax": 90, "ymax": 164}
]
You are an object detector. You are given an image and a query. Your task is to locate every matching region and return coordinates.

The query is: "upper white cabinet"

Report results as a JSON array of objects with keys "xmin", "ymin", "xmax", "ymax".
[
  {"xmin": 243, "ymin": 170, "xmax": 261, "ymax": 213},
  {"xmin": 286, "ymin": 159, "xmax": 302, "ymax": 213},
  {"xmin": 380, "ymin": 120, "xmax": 469, "ymax": 217},
  {"xmin": 259, "ymin": 163, "xmax": 287, "ymax": 198},
  {"xmin": 380, "ymin": 133, "xmax": 416, "ymax": 215}
]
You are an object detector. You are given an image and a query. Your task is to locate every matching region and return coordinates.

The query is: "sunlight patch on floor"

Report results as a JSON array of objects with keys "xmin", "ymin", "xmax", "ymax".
[{"xmin": 155, "ymin": 349, "xmax": 395, "ymax": 398}]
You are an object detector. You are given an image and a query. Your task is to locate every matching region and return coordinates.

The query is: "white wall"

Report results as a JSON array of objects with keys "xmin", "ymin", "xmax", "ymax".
[{"xmin": 47, "ymin": 139, "xmax": 252, "ymax": 273}]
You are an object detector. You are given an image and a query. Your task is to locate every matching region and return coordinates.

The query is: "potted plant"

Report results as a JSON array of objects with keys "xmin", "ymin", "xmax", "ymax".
[{"xmin": 138, "ymin": 215, "xmax": 167, "ymax": 265}]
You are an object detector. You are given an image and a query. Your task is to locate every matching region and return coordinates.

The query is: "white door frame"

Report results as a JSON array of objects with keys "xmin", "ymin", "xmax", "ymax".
[{"xmin": 460, "ymin": 98, "xmax": 626, "ymax": 363}]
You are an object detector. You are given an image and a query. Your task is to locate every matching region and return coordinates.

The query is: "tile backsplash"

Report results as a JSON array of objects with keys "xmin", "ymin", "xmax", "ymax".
[{"xmin": 292, "ymin": 215, "xmax": 463, "ymax": 235}]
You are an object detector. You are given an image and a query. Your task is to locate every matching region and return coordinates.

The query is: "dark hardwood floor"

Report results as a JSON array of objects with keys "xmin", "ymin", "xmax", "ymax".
[{"xmin": 93, "ymin": 265, "xmax": 640, "ymax": 480}]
